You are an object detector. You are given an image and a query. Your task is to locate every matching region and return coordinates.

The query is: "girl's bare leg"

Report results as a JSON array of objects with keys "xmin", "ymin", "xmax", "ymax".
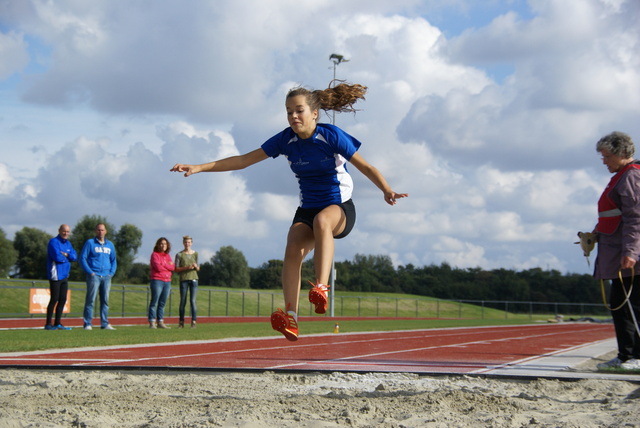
[
  {"xmin": 312, "ymin": 205, "xmax": 346, "ymax": 284},
  {"xmin": 281, "ymin": 223, "xmax": 314, "ymax": 313}
]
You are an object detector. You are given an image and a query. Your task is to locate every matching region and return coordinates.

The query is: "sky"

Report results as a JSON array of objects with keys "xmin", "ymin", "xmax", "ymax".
[{"xmin": 1, "ymin": 0, "xmax": 639, "ymax": 276}]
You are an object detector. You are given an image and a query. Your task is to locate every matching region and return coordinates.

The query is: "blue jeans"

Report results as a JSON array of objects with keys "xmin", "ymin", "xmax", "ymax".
[
  {"xmin": 149, "ymin": 280, "xmax": 171, "ymax": 322},
  {"xmin": 83, "ymin": 274, "xmax": 112, "ymax": 328},
  {"xmin": 179, "ymin": 280, "xmax": 198, "ymax": 322}
]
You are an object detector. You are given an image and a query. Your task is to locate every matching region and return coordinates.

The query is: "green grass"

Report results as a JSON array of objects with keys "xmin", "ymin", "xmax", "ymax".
[
  {"xmin": 3, "ymin": 281, "xmax": 496, "ymax": 318},
  {"xmin": 0, "ymin": 318, "xmax": 539, "ymax": 354},
  {"xmin": 0, "ymin": 279, "xmax": 608, "ymax": 354},
  {"xmin": 2, "ymin": 280, "xmax": 603, "ymax": 320}
]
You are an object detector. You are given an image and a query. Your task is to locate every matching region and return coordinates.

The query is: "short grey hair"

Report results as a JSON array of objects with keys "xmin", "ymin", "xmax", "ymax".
[{"xmin": 596, "ymin": 131, "xmax": 635, "ymax": 158}]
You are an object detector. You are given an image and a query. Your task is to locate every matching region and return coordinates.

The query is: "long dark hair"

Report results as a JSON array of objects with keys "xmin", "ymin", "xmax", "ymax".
[
  {"xmin": 287, "ymin": 82, "xmax": 367, "ymax": 118},
  {"xmin": 153, "ymin": 237, "xmax": 171, "ymax": 253}
]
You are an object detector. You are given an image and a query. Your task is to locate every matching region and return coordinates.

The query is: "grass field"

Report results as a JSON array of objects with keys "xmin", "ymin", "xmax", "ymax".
[
  {"xmin": 1, "ymin": 279, "xmax": 604, "ymax": 320},
  {"xmin": 0, "ymin": 279, "xmax": 607, "ymax": 354},
  {"xmin": 0, "ymin": 280, "xmax": 523, "ymax": 319}
]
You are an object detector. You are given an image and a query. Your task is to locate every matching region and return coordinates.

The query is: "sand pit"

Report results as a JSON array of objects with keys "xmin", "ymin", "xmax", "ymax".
[{"xmin": 1, "ymin": 356, "xmax": 639, "ymax": 428}]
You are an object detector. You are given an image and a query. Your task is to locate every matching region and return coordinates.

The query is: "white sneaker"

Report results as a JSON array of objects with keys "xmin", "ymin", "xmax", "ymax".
[
  {"xmin": 83, "ymin": 325, "xmax": 92, "ymax": 330},
  {"xmin": 101, "ymin": 324, "xmax": 116, "ymax": 330},
  {"xmin": 597, "ymin": 357, "xmax": 623, "ymax": 370},
  {"xmin": 620, "ymin": 358, "xmax": 640, "ymax": 370}
]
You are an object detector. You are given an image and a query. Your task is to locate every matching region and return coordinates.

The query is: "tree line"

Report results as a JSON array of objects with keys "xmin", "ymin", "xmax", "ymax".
[
  {"xmin": 251, "ymin": 255, "xmax": 602, "ymax": 304},
  {"xmin": 0, "ymin": 216, "xmax": 601, "ymax": 303}
]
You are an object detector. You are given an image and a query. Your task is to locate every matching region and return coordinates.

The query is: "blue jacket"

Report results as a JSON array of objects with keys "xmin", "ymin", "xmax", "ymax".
[
  {"xmin": 80, "ymin": 237, "xmax": 117, "ymax": 276},
  {"xmin": 47, "ymin": 235, "xmax": 77, "ymax": 281}
]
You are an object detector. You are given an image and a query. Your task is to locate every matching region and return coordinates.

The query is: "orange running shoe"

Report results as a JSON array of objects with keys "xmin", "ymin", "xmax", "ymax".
[
  {"xmin": 308, "ymin": 281, "xmax": 330, "ymax": 314},
  {"xmin": 270, "ymin": 308, "xmax": 298, "ymax": 341}
]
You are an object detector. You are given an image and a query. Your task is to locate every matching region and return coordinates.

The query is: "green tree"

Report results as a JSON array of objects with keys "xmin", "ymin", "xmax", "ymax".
[
  {"xmin": 396, "ymin": 263, "xmax": 419, "ymax": 295},
  {"xmin": 0, "ymin": 228, "xmax": 18, "ymax": 277},
  {"xmin": 13, "ymin": 227, "xmax": 52, "ymax": 279},
  {"xmin": 301, "ymin": 259, "xmax": 315, "ymax": 285},
  {"xmin": 250, "ymin": 259, "xmax": 283, "ymax": 289},
  {"xmin": 568, "ymin": 273, "xmax": 600, "ymax": 303},
  {"xmin": 345, "ymin": 254, "xmax": 396, "ymax": 292},
  {"xmin": 127, "ymin": 262, "xmax": 150, "ymax": 285},
  {"xmin": 210, "ymin": 246, "xmax": 250, "ymax": 288},
  {"xmin": 113, "ymin": 223, "xmax": 143, "ymax": 282},
  {"xmin": 199, "ymin": 261, "xmax": 215, "ymax": 285}
]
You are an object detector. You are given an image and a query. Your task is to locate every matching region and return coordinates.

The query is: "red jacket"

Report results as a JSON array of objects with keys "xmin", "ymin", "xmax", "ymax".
[
  {"xmin": 597, "ymin": 163, "xmax": 640, "ymax": 234},
  {"xmin": 595, "ymin": 162, "xmax": 640, "ymax": 280},
  {"xmin": 150, "ymin": 251, "xmax": 175, "ymax": 282}
]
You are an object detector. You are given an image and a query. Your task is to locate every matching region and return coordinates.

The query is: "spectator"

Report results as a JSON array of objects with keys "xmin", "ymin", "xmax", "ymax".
[
  {"xmin": 80, "ymin": 223, "xmax": 117, "ymax": 330},
  {"xmin": 44, "ymin": 224, "xmax": 77, "ymax": 330},
  {"xmin": 174, "ymin": 235, "xmax": 199, "ymax": 328},
  {"xmin": 594, "ymin": 131, "xmax": 640, "ymax": 371},
  {"xmin": 149, "ymin": 237, "xmax": 175, "ymax": 329}
]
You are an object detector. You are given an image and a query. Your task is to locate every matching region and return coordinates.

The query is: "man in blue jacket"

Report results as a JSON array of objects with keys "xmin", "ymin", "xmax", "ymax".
[
  {"xmin": 80, "ymin": 223, "xmax": 117, "ymax": 330},
  {"xmin": 45, "ymin": 224, "xmax": 77, "ymax": 330}
]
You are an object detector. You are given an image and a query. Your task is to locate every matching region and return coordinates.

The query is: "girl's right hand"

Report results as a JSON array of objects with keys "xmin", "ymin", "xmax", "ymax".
[{"xmin": 170, "ymin": 164, "xmax": 198, "ymax": 177}]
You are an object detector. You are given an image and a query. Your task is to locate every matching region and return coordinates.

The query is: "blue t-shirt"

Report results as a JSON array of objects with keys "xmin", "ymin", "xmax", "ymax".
[{"xmin": 261, "ymin": 123, "xmax": 362, "ymax": 209}]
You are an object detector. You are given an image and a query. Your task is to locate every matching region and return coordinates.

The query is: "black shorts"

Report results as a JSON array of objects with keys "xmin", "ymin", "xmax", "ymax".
[{"xmin": 292, "ymin": 199, "xmax": 356, "ymax": 239}]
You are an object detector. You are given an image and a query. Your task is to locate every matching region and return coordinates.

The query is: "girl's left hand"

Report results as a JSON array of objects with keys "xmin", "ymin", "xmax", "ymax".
[{"xmin": 384, "ymin": 191, "xmax": 408, "ymax": 205}]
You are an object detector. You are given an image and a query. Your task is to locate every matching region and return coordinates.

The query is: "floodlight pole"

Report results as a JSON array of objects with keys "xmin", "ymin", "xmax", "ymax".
[
  {"xmin": 329, "ymin": 53, "xmax": 349, "ymax": 125},
  {"xmin": 328, "ymin": 53, "xmax": 349, "ymax": 318}
]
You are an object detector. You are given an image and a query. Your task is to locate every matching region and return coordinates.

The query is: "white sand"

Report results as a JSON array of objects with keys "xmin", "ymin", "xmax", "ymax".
[{"xmin": 1, "ymin": 354, "xmax": 639, "ymax": 428}]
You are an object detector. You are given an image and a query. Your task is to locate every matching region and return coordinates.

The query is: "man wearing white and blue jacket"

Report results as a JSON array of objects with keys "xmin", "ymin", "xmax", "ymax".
[
  {"xmin": 45, "ymin": 224, "xmax": 77, "ymax": 330},
  {"xmin": 80, "ymin": 223, "xmax": 117, "ymax": 330}
]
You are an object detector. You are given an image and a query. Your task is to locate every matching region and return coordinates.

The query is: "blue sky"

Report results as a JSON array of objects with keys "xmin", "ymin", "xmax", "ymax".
[{"xmin": 1, "ymin": 0, "xmax": 639, "ymax": 276}]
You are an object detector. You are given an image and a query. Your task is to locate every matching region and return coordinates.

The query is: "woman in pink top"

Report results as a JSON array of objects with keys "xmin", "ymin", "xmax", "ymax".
[{"xmin": 148, "ymin": 237, "xmax": 175, "ymax": 329}]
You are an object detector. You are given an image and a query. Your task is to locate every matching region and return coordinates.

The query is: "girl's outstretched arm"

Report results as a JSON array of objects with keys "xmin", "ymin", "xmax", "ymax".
[
  {"xmin": 349, "ymin": 152, "xmax": 408, "ymax": 205},
  {"xmin": 170, "ymin": 148, "xmax": 269, "ymax": 177}
]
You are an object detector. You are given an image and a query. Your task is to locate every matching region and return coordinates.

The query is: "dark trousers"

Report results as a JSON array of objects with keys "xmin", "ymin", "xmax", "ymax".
[
  {"xmin": 610, "ymin": 275, "xmax": 640, "ymax": 360},
  {"xmin": 46, "ymin": 279, "xmax": 69, "ymax": 326}
]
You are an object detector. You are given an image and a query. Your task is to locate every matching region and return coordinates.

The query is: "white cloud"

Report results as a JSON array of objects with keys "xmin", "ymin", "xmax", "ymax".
[
  {"xmin": 0, "ymin": 31, "xmax": 29, "ymax": 80},
  {"xmin": 403, "ymin": 0, "xmax": 640, "ymax": 171},
  {"xmin": 0, "ymin": 163, "xmax": 18, "ymax": 194},
  {"xmin": 432, "ymin": 236, "xmax": 488, "ymax": 268},
  {"xmin": 0, "ymin": 0, "xmax": 638, "ymax": 276}
]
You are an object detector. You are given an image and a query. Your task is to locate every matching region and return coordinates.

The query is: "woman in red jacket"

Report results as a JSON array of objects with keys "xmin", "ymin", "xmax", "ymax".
[{"xmin": 149, "ymin": 237, "xmax": 175, "ymax": 329}]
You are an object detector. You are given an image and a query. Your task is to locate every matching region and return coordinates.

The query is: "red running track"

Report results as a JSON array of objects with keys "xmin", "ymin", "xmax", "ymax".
[{"xmin": 0, "ymin": 322, "xmax": 614, "ymax": 374}]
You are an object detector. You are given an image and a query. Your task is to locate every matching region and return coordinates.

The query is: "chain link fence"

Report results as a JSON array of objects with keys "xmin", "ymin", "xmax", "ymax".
[{"xmin": 0, "ymin": 279, "xmax": 610, "ymax": 320}]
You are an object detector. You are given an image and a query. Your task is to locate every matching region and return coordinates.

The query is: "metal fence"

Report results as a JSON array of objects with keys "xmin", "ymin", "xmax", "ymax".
[{"xmin": 0, "ymin": 279, "xmax": 611, "ymax": 320}]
